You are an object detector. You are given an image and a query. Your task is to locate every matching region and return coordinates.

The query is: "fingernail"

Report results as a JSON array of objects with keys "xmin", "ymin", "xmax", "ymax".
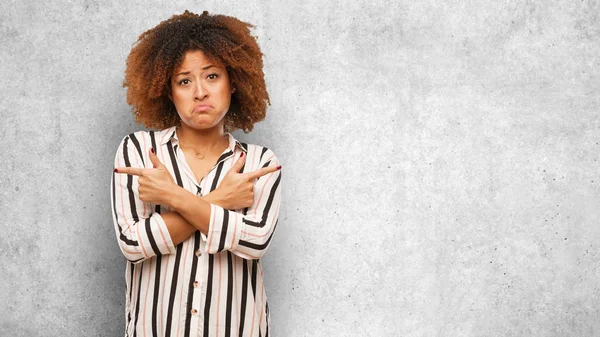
[
  {"xmin": 277, "ymin": 165, "xmax": 282, "ymax": 170},
  {"xmin": 240, "ymin": 152, "xmax": 244, "ymax": 157},
  {"xmin": 151, "ymin": 148, "xmax": 154, "ymax": 154},
  {"xmin": 114, "ymin": 168, "xmax": 118, "ymax": 173}
]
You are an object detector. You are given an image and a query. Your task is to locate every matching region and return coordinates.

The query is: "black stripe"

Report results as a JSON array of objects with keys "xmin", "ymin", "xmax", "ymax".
[
  {"xmin": 202, "ymin": 160, "xmax": 228, "ymax": 337},
  {"xmin": 250, "ymin": 260, "xmax": 258, "ymax": 337},
  {"xmin": 151, "ymin": 257, "xmax": 162, "ymax": 337},
  {"xmin": 238, "ymin": 220, "xmax": 278, "ymax": 251},
  {"xmin": 145, "ymin": 218, "xmax": 161, "ymax": 256},
  {"xmin": 164, "ymin": 244, "xmax": 183, "ymax": 337},
  {"xmin": 210, "ymin": 161, "xmax": 225, "ymax": 192},
  {"xmin": 241, "ymin": 145, "xmax": 248, "ymax": 215},
  {"xmin": 238, "ymin": 258, "xmax": 249, "ymax": 336},
  {"xmin": 112, "ymin": 170, "xmax": 138, "ymax": 248},
  {"xmin": 123, "ymin": 137, "xmax": 140, "ymax": 223},
  {"xmin": 217, "ymin": 209, "xmax": 229, "ymax": 252},
  {"xmin": 150, "ymin": 131, "xmax": 157, "ymax": 153},
  {"xmin": 149, "ymin": 131, "xmax": 161, "ymax": 215},
  {"xmin": 165, "ymin": 142, "xmax": 186, "ymax": 337},
  {"xmin": 184, "ymin": 231, "xmax": 201, "ymax": 337},
  {"xmin": 203, "ymin": 254, "xmax": 214, "ymax": 337},
  {"xmin": 127, "ymin": 263, "xmax": 134, "ymax": 329},
  {"xmin": 215, "ymin": 150, "xmax": 233, "ymax": 165},
  {"xmin": 132, "ymin": 263, "xmax": 144, "ymax": 337},
  {"xmin": 242, "ymin": 173, "xmax": 281, "ymax": 228},
  {"xmin": 265, "ymin": 301, "xmax": 269, "ymax": 337},
  {"xmin": 251, "ymin": 260, "xmax": 258, "ymax": 298},
  {"xmin": 167, "ymin": 141, "xmax": 183, "ymax": 186},
  {"xmin": 224, "ymin": 252, "xmax": 234, "ymax": 337},
  {"xmin": 128, "ymin": 132, "xmax": 145, "ymax": 167},
  {"xmin": 259, "ymin": 147, "xmax": 268, "ymax": 162}
]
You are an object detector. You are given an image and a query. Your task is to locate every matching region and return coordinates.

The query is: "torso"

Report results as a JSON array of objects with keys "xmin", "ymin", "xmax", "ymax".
[
  {"xmin": 179, "ymin": 133, "xmax": 231, "ymax": 184},
  {"xmin": 183, "ymin": 151, "xmax": 222, "ymax": 183}
]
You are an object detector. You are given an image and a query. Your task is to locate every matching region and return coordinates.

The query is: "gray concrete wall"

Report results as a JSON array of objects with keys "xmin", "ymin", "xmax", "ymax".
[{"xmin": 1, "ymin": 1, "xmax": 599, "ymax": 336}]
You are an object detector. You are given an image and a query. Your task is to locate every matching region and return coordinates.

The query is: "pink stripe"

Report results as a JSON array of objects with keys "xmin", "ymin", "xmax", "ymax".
[
  {"xmin": 136, "ymin": 226, "xmax": 149, "ymax": 260},
  {"xmin": 259, "ymin": 265, "xmax": 266, "ymax": 334},
  {"xmin": 118, "ymin": 156, "xmax": 133, "ymax": 234},
  {"xmin": 233, "ymin": 255, "xmax": 239, "ymax": 331},
  {"xmin": 143, "ymin": 261, "xmax": 152, "ymax": 337},
  {"xmin": 156, "ymin": 217, "xmax": 172, "ymax": 255},
  {"xmin": 156, "ymin": 139, "xmax": 173, "ymax": 253},
  {"xmin": 207, "ymin": 204, "xmax": 216, "ymax": 251},
  {"xmin": 249, "ymin": 271, "xmax": 256, "ymax": 336},
  {"xmin": 215, "ymin": 252, "xmax": 223, "ymax": 336},
  {"xmin": 131, "ymin": 264, "xmax": 138, "ymax": 329},
  {"xmin": 230, "ymin": 211, "xmax": 238, "ymax": 248},
  {"xmin": 160, "ymin": 256, "xmax": 170, "ymax": 335},
  {"xmin": 131, "ymin": 139, "xmax": 147, "ymax": 217}
]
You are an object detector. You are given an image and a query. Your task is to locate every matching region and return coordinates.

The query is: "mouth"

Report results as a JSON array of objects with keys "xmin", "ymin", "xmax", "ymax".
[{"xmin": 193, "ymin": 105, "xmax": 212, "ymax": 113}]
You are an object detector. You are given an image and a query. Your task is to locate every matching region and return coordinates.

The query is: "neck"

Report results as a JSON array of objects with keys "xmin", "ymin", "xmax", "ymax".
[{"xmin": 176, "ymin": 123, "xmax": 228, "ymax": 151}]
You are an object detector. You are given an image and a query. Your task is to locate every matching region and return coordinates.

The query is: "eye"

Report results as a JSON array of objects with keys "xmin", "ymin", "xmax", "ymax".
[
  {"xmin": 178, "ymin": 79, "xmax": 190, "ymax": 86},
  {"xmin": 207, "ymin": 73, "xmax": 219, "ymax": 80}
]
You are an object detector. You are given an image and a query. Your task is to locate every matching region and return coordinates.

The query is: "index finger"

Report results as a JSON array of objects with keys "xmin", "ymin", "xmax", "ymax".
[
  {"xmin": 114, "ymin": 167, "xmax": 144, "ymax": 176},
  {"xmin": 245, "ymin": 165, "xmax": 281, "ymax": 181}
]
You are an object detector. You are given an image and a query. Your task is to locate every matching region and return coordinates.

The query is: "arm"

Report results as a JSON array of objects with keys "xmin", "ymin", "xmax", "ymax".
[
  {"xmin": 110, "ymin": 135, "xmax": 176, "ymax": 263},
  {"xmin": 111, "ymin": 135, "xmax": 219, "ymax": 263},
  {"xmin": 172, "ymin": 150, "xmax": 282, "ymax": 259}
]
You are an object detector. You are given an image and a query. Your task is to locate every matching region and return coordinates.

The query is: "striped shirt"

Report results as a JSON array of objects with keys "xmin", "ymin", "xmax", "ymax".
[{"xmin": 110, "ymin": 126, "xmax": 282, "ymax": 337}]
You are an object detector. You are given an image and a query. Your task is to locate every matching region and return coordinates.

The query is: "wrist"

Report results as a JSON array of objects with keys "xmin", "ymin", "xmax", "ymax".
[
  {"xmin": 167, "ymin": 185, "xmax": 188, "ymax": 211},
  {"xmin": 203, "ymin": 190, "xmax": 226, "ymax": 208}
]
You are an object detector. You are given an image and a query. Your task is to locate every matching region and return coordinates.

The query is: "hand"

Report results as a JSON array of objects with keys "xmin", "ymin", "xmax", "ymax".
[
  {"xmin": 114, "ymin": 149, "xmax": 179, "ymax": 206},
  {"xmin": 210, "ymin": 152, "xmax": 281, "ymax": 210}
]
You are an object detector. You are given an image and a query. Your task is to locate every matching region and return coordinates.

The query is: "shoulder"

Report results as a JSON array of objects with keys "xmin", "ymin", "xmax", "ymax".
[{"xmin": 117, "ymin": 126, "xmax": 175, "ymax": 149}]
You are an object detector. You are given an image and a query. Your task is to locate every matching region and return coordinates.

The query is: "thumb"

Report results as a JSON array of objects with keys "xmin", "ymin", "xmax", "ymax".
[
  {"xmin": 149, "ymin": 148, "xmax": 165, "ymax": 169},
  {"xmin": 229, "ymin": 151, "xmax": 246, "ymax": 174}
]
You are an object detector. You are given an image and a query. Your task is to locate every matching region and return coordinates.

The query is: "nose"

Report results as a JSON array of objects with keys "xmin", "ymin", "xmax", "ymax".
[{"xmin": 193, "ymin": 80, "xmax": 207, "ymax": 100}]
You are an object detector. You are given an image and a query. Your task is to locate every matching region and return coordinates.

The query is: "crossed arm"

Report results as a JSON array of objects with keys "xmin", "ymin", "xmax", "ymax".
[{"xmin": 110, "ymin": 136, "xmax": 282, "ymax": 263}]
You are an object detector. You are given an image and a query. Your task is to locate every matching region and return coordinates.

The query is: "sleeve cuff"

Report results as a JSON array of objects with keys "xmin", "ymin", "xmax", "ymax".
[
  {"xmin": 205, "ymin": 203, "xmax": 243, "ymax": 254},
  {"xmin": 136, "ymin": 212, "xmax": 176, "ymax": 258}
]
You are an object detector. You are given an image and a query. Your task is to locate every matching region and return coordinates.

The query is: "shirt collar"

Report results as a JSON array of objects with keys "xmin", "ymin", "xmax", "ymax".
[{"xmin": 158, "ymin": 126, "xmax": 247, "ymax": 153}]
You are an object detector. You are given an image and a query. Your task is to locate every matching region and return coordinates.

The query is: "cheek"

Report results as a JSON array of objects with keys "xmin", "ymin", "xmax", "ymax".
[{"xmin": 171, "ymin": 89, "xmax": 188, "ymax": 106}]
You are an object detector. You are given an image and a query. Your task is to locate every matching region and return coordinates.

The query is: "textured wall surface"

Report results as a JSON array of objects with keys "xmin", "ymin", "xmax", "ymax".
[{"xmin": 1, "ymin": 0, "xmax": 599, "ymax": 336}]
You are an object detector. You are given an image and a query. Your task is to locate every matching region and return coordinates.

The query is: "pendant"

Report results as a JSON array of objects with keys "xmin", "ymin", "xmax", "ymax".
[{"xmin": 196, "ymin": 153, "xmax": 205, "ymax": 159}]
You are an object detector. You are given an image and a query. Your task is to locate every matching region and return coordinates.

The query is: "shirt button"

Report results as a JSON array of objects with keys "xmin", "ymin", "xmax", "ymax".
[
  {"xmin": 195, "ymin": 249, "xmax": 202, "ymax": 257},
  {"xmin": 193, "ymin": 281, "xmax": 199, "ymax": 288},
  {"xmin": 191, "ymin": 308, "xmax": 198, "ymax": 315}
]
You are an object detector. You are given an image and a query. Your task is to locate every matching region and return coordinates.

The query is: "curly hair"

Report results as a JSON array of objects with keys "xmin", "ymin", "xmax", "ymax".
[{"xmin": 123, "ymin": 10, "xmax": 270, "ymax": 133}]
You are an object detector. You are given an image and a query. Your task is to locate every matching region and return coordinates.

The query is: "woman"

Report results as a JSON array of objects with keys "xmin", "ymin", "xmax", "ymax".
[{"xmin": 111, "ymin": 10, "xmax": 282, "ymax": 337}]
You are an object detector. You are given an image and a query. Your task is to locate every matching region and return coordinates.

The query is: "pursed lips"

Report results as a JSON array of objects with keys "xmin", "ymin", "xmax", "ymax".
[{"xmin": 193, "ymin": 104, "xmax": 212, "ymax": 113}]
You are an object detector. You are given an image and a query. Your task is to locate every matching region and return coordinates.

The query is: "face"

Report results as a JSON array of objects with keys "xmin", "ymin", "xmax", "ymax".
[{"xmin": 169, "ymin": 50, "xmax": 234, "ymax": 131}]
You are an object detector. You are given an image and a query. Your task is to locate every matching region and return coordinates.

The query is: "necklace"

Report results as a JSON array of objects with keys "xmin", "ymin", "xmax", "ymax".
[{"xmin": 179, "ymin": 135, "xmax": 228, "ymax": 160}]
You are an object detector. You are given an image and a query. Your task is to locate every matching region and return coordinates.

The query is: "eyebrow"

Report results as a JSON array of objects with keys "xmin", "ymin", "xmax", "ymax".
[{"xmin": 174, "ymin": 64, "xmax": 217, "ymax": 77}]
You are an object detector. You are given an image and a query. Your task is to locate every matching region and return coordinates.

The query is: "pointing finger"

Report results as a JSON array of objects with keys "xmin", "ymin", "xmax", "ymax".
[
  {"xmin": 229, "ymin": 151, "xmax": 246, "ymax": 174},
  {"xmin": 245, "ymin": 164, "xmax": 281, "ymax": 181},
  {"xmin": 149, "ymin": 148, "xmax": 164, "ymax": 169},
  {"xmin": 114, "ymin": 167, "xmax": 144, "ymax": 176}
]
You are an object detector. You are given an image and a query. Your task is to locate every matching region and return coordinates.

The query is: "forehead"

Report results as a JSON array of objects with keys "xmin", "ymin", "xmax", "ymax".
[{"xmin": 176, "ymin": 50, "xmax": 224, "ymax": 72}]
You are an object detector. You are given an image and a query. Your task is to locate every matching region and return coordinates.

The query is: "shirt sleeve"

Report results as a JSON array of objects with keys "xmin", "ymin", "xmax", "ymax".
[
  {"xmin": 110, "ymin": 133, "xmax": 176, "ymax": 264},
  {"xmin": 204, "ymin": 149, "xmax": 282, "ymax": 259}
]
